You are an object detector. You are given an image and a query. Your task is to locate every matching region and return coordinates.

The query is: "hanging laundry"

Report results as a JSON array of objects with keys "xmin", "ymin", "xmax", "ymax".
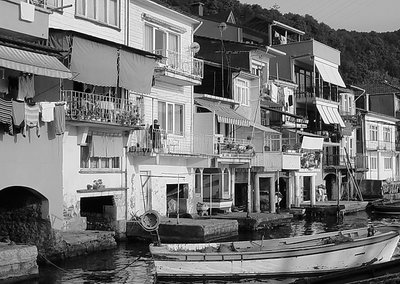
[
  {"xmin": 39, "ymin": 102, "xmax": 55, "ymax": 122},
  {"xmin": 17, "ymin": 74, "xmax": 35, "ymax": 101},
  {"xmin": 25, "ymin": 103, "xmax": 40, "ymax": 137},
  {"xmin": 54, "ymin": 104, "xmax": 65, "ymax": 135},
  {"xmin": 270, "ymin": 83, "xmax": 279, "ymax": 103},
  {"xmin": 0, "ymin": 97, "xmax": 13, "ymax": 135},
  {"xmin": 12, "ymin": 100, "xmax": 25, "ymax": 135}
]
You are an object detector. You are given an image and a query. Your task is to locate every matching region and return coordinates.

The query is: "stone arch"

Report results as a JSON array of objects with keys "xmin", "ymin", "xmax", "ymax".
[
  {"xmin": 0, "ymin": 186, "xmax": 49, "ymax": 219},
  {"xmin": 323, "ymin": 173, "xmax": 337, "ymax": 200}
]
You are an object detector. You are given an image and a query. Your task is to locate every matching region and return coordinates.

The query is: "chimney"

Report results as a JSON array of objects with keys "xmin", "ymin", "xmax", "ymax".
[{"xmin": 191, "ymin": 2, "xmax": 204, "ymax": 17}]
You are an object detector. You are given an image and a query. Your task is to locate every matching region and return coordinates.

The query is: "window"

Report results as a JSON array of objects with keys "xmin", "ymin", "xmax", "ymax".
[
  {"xmin": 76, "ymin": 0, "xmax": 120, "ymax": 27},
  {"xmin": 264, "ymin": 133, "xmax": 281, "ymax": 152},
  {"xmin": 235, "ymin": 78, "xmax": 249, "ymax": 106},
  {"xmin": 295, "ymin": 66, "xmax": 313, "ymax": 97},
  {"xmin": 384, "ymin": 157, "xmax": 392, "ymax": 170},
  {"xmin": 158, "ymin": 101, "xmax": 184, "ymax": 135},
  {"xmin": 251, "ymin": 61, "xmax": 264, "ymax": 76},
  {"xmin": 370, "ymin": 157, "xmax": 377, "ymax": 170},
  {"xmin": 383, "ymin": 127, "xmax": 391, "ymax": 142},
  {"xmin": 144, "ymin": 24, "xmax": 180, "ymax": 59},
  {"xmin": 369, "ymin": 125, "xmax": 378, "ymax": 141},
  {"xmin": 80, "ymin": 135, "xmax": 121, "ymax": 169}
]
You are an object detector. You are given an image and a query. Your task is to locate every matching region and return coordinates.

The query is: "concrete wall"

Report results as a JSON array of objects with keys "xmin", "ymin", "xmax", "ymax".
[
  {"xmin": 49, "ymin": 0, "xmax": 126, "ymax": 44},
  {"xmin": 62, "ymin": 125, "xmax": 128, "ymax": 229},
  {"xmin": 128, "ymin": 164, "xmax": 194, "ymax": 217},
  {"xmin": 0, "ymin": 123, "xmax": 64, "ymax": 229}
]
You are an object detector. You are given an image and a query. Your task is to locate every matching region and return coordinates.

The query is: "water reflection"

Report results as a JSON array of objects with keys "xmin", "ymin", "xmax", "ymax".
[{"xmin": 20, "ymin": 211, "xmax": 400, "ymax": 284}]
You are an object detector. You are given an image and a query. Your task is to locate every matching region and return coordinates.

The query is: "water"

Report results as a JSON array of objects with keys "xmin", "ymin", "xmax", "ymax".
[{"xmin": 21, "ymin": 211, "xmax": 400, "ymax": 284}]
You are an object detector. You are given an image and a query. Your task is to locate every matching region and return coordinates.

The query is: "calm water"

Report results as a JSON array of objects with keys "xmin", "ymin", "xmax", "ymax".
[{"xmin": 21, "ymin": 211, "xmax": 400, "ymax": 284}]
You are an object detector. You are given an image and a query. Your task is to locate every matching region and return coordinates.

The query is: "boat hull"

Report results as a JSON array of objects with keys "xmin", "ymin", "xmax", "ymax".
[{"xmin": 150, "ymin": 229, "xmax": 399, "ymax": 279}]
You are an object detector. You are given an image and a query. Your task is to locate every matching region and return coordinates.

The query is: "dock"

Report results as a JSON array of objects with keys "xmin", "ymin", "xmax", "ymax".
[
  {"xmin": 206, "ymin": 212, "xmax": 293, "ymax": 231},
  {"xmin": 0, "ymin": 242, "xmax": 38, "ymax": 282},
  {"xmin": 300, "ymin": 201, "xmax": 369, "ymax": 218},
  {"xmin": 126, "ymin": 217, "xmax": 238, "ymax": 243}
]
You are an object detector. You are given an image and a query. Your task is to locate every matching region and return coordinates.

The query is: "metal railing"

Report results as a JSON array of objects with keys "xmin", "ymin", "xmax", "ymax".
[
  {"xmin": 154, "ymin": 49, "xmax": 204, "ymax": 79},
  {"xmin": 323, "ymin": 154, "xmax": 368, "ymax": 169},
  {"xmin": 63, "ymin": 90, "xmax": 142, "ymax": 127},
  {"xmin": 29, "ymin": 0, "xmax": 62, "ymax": 9},
  {"xmin": 365, "ymin": 139, "xmax": 397, "ymax": 151}
]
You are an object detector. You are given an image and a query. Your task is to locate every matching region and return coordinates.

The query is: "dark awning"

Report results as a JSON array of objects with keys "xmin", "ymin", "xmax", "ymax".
[
  {"xmin": 0, "ymin": 44, "xmax": 71, "ymax": 79},
  {"xmin": 70, "ymin": 36, "xmax": 118, "ymax": 87},
  {"xmin": 195, "ymin": 98, "xmax": 251, "ymax": 127},
  {"xmin": 119, "ymin": 50, "xmax": 156, "ymax": 94}
]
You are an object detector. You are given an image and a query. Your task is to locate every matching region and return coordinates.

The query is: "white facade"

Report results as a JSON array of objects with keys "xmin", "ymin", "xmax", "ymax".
[{"xmin": 364, "ymin": 112, "xmax": 399, "ymax": 181}]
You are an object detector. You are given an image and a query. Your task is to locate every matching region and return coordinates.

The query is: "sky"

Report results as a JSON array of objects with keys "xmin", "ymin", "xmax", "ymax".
[{"xmin": 243, "ymin": 0, "xmax": 400, "ymax": 32}]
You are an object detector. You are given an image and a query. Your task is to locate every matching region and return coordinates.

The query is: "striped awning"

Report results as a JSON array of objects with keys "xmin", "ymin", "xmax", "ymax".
[
  {"xmin": 316, "ymin": 102, "xmax": 345, "ymax": 127},
  {"xmin": 315, "ymin": 60, "xmax": 346, "ymax": 88},
  {"xmin": 195, "ymin": 99, "xmax": 251, "ymax": 127},
  {"xmin": 0, "ymin": 44, "xmax": 72, "ymax": 79}
]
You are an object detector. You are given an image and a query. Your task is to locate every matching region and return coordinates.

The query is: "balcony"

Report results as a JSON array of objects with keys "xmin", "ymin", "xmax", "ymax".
[
  {"xmin": 63, "ymin": 90, "xmax": 142, "ymax": 129},
  {"xmin": 0, "ymin": 0, "xmax": 51, "ymax": 40},
  {"xmin": 252, "ymin": 151, "xmax": 301, "ymax": 171},
  {"xmin": 128, "ymin": 128, "xmax": 192, "ymax": 156},
  {"xmin": 323, "ymin": 154, "xmax": 368, "ymax": 170},
  {"xmin": 365, "ymin": 140, "xmax": 396, "ymax": 151},
  {"xmin": 153, "ymin": 49, "xmax": 203, "ymax": 86}
]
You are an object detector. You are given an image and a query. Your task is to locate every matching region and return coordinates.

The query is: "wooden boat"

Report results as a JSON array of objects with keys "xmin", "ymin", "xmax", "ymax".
[
  {"xmin": 372, "ymin": 200, "xmax": 400, "ymax": 215},
  {"xmin": 149, "ymin": 226, "xmax": 399, "ymax": 279}
]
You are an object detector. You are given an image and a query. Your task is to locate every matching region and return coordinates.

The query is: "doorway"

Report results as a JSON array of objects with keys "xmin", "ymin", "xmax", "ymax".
[{"xmin": 234, "ymin": 183, "xmax": 247, "ymax": 211}]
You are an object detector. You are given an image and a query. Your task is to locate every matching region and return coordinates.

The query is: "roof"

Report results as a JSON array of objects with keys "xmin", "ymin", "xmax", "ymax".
[{"xmin": 358, "ymin": 82, "xmax": 400, "ymax": 95}]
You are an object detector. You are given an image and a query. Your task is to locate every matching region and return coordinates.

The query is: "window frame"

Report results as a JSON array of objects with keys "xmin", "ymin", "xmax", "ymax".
[
  {"xmin": 158, "ymin": 101, "xmax": 184, "ymax": 136},
  {"xmin": 144, "ymin": 23, "xmax": 181, "ymax": 57},
  {"xmin": 384, "ymin": 157, "xmax": 392, "ymax": 170},
  {"xmin": 75, "ymin": 0, "xmax": 120, "ymax": 29},
  {"xmin": 383, "ymin": 127, "xmax": 391, "ymax": 142},
  {"xmin": 369, "ymin": 124, "xmax": 378, "ymax": 141},
  {"xmin": 80, "ymin": 135, "xmax": 121, "ymax": 170},
  {"xmin": 264, "ymin": 133, "xmax": 282, "ymax": 152},
  {"xmin": 370, "ymin": 156, "xmax": 377, "ymax": 170},
  {"xmin": 234, "ymin": 78, "xmax": 249, "ymax": 106}
]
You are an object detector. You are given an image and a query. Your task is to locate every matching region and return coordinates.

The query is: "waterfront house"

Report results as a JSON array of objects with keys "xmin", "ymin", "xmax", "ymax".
[
  {"xmin": 0, "ymin": 0, "xmax": 72, "ymax": 235},
  {"xmin": 354, "ymin": 82, "xmax": 400, "ymax": 199}
]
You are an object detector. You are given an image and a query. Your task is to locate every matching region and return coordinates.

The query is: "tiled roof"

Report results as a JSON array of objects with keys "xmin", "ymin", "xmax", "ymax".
[{"xmin": 358, "ymin": 82, "xmax": 400, "ymax": 95}]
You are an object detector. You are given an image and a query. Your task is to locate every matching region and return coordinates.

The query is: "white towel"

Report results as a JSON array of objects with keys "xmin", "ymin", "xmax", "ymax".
[{"xmin": 40, "ymin": 102, "xmax": 55, "ymax": 122}]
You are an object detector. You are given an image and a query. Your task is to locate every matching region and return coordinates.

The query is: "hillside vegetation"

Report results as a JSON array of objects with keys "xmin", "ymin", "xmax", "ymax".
[{"xmin": 157, "ymin": 0, "xmax": 400, "ymax": 86}]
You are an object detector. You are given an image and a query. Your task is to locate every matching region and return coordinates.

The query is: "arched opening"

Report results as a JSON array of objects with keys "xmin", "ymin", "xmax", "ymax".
[
  {"xmin": 0, "ymin": 186, "xmax": 49, "ymax": 219},
  {"xmin": 324, "ymin": 174, "xmax": 337, "ymax": 200},
  {"xmin": 0, "ymin": 186, "xmax": 54, "ymax": 253}
]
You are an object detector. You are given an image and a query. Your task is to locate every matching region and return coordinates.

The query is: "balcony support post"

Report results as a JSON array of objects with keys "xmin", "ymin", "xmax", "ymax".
[
  {"xmin": 247, "ymin": 166, "xmax": 252, "ymax": 213},
  {"xmin": 270, "ymin": 175, "xmax": 276, "ymax": 213},
  {"xmin": 254, "ymin": 173, "xmax": 260, "ymax": 213},
  {"xmin": 295, "ymin": 174, "xmax": 301, "ymax": 207},
  {"xmin": 310, "ymin": 174, "xmax": 316, "ymax": 206}
]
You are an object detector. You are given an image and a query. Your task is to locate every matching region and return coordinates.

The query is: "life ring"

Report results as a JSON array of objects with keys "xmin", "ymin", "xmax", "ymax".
[{"xmin": 140, "ymin": 210, "xmax": 160, "ymax": 232}]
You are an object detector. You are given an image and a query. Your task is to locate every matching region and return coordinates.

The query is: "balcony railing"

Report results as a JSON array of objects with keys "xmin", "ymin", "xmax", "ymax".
[
  {"xmin": 63, "ymin": 90, "xmax": 142, "ymax": 127},
  {"xmin": 323, "ymin": 154, "xmax": 368, "ymax": 169},
  {"xmin": 30, "ymin": 0, "xmax": 63, "ymax": 9},
  {"xmin": 154, "ymin": 49, "xmax": 204, "ymax": 79},
  {"xmin": 365, "ymin": 139, "xmax": 396, "ymax": 151}
]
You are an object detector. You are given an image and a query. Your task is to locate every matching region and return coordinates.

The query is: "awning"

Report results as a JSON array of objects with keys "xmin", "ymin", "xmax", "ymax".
[
  {"xmin": 252, "ymin": 122, "xmax": 281, "ymax": 134},
  {"xmin": 315, "ymin": 61, "xmax": 346, "ymax": 88},
  {"xmin": 286, "ymin": 129, "xmax": 323, "ymax": 138},
  {"xmin": 316, "ymin": 102, "xmax": 345, "ymax": 127},
  {"xmin": 301, "ymin": 136, "xmax": 324, "ymax": 150},
  {"xmin": 0, "ymin": 45, "xmax": 72, "ymax": 79},
  {"xmin": 70, "ymin": 36, "xmax": 118, "ymax": 86},
  {"xmin": 119, "ymin": 50, "xmax": 156, "ymax": 94},
  {"xmin": 195, "ymin": 99, "xmax": 251, "ymax": 127}
]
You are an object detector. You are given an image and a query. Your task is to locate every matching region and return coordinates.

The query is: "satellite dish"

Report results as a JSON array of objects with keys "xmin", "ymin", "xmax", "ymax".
[
  {"xmin": 190, "ymin": 42, "xmax": 200, "ymax": 54},
  {"xmin": 218, "ymin": 22, "xmax": 227, "ymax": 32}
]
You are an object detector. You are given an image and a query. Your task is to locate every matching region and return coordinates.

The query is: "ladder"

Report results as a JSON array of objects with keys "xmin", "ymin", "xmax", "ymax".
[{"xmin": 344, "ymin": 147, "xmax": 363, "ymax": 201}]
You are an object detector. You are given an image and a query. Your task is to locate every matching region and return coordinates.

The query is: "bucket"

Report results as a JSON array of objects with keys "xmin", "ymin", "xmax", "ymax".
[{"xmin": 140, "ymin": 210, "xmax": 160, "ymax": 231}]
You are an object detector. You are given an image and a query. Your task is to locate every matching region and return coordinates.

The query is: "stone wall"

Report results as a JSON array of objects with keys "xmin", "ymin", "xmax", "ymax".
[{"xmin": 0, "ymin": 204, "xmax": 58, "ymax": 257}]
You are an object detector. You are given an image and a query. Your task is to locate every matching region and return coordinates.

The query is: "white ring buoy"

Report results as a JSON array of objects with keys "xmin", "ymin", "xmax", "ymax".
[{"xmin": 139, "ymin": 210, "xmax": 160, "ymax": 231}]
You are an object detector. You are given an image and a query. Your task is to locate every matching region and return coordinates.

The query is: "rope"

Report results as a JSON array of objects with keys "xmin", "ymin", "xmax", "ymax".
[{"xmin": 39, "ymin": 253, "xmax": 142, "ymax": 280}]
